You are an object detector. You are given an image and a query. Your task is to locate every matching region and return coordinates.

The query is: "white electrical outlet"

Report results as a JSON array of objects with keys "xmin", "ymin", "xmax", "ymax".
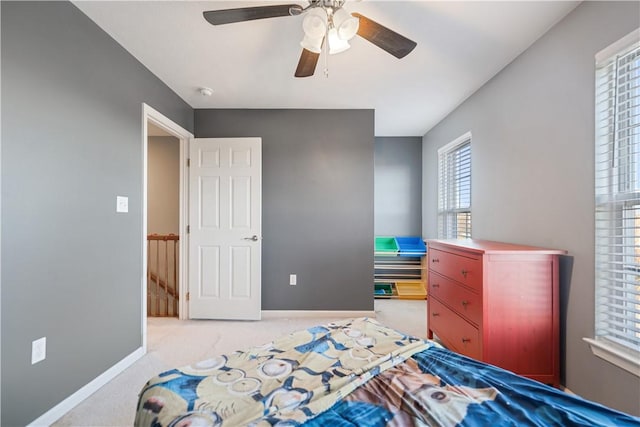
[
  {"xmin": 289, "ymin": 274, "xmax": 297, "ymax": 286},
  {"xmin": 116, "ymin": 196, "xmax": 129, "ymax": 213},
  {"xmin": 32, "ymin": 337, "xmax": 46, "ymax": 365}
]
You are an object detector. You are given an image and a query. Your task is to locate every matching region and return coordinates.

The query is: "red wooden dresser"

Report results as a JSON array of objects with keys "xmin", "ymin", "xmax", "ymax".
[{"xmin": 426, "ymin": 239, "xmax": 566, "ymax": 386}]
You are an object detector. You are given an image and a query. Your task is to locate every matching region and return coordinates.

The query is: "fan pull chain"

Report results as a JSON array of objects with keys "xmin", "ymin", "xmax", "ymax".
[{"xmin": 323, "ymin": 33, "xmax": 330, "ymax": 78}]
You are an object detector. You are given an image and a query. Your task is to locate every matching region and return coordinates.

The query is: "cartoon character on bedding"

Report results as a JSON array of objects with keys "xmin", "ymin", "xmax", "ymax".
[
  {"xmin": 135, "ymin": 318, "xmax": 432, "ymax": 427},
  {"xmin": 345, "ymin": 358, "xmax": 498, "ymax": 426}
]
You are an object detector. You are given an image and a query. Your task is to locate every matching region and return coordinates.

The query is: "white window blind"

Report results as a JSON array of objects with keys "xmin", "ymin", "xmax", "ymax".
[
  {"xmin": 594, "ymin": 36, "xmax": 640, "ymax": 359},
  {"xmin": 438, "ymin": 134, "xmax": 471, "ymax": 239}
]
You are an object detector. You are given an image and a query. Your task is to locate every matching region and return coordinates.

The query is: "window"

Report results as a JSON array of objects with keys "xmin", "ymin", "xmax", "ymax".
[
  {"xmin": 587, "ymin": 29, "xmax": 640, "ymax": 377},
  {"xmin": 438, "ymin": 132, "xmax": 471, "ymax": 239}
]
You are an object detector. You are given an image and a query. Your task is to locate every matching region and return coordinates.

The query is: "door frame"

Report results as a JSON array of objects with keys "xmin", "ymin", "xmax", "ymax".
[{"xmin": 141, "ymin": 103, "xmax": 193, "ymax": 350}]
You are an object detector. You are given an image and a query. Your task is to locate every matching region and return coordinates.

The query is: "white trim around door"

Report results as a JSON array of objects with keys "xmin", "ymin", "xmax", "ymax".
[{"xmin": 142, "ymin": 103, "xmax": 193, "ymax": 351}]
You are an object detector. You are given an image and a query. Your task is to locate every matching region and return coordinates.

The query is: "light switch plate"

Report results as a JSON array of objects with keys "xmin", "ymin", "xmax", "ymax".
[
  {"xmin": 32, "ymin": 337, "xmax": 46, "ymax": 365},
  {"xmin": 289, "ymin": 274, "xmax": 297, "ymax": 286},
  {"xmin": 116, "ymin": 196, "xmax": 129, "ymax": 213}
]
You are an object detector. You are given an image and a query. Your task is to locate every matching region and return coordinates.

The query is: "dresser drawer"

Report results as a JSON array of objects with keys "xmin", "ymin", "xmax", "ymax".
[
  {"xmin": 428, "ymin": 248, "xmax": 482, "ymax": 290},
  {"xmin": 429, "ymin": 272, "xmax": 482, "ymax": 326},
  {"xmin": 429, "ymin": 298, "xmax": 481, "ymax": 360}
]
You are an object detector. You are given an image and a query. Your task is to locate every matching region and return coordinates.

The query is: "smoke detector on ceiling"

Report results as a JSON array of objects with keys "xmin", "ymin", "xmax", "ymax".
[{"xmin": 198, "ymin": 87, "xmax": 213, "ymax": 97}]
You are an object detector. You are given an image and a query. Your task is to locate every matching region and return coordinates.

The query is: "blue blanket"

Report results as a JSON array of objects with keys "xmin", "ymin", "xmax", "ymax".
[{"xmin": 306, "ymin": 347, "xmax": 640, "ymax": 426}]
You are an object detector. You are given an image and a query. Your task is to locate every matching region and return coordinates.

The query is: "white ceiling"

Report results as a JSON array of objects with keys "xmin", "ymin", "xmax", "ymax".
[{"xmin": 73, "ymin": 0, "xmax": 579, "ymax": 136}]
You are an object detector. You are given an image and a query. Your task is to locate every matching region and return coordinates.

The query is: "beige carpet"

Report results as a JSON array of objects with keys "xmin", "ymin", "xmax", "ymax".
[{"xmin": 52, "ymin": 299, "xmax": 427, "ymax": 427}]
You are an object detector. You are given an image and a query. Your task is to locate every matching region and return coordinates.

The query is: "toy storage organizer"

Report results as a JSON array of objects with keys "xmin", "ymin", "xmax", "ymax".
[{"xmin": 374, "ymin": 237, "xmax": 428, "ymax": 300}]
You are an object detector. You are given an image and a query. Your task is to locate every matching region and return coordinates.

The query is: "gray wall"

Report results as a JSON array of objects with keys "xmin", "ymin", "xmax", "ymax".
[
  {"xmin": 195, "ymin": 109, "xmax": 374, "ymax": 311},
  {"xmin": 1, "ymin": 2, "xmax": 193, "ymax": 425},
  {"xmin": 148, "ymin": 136, "xmax": 180, "ymax": 235},
  {"xmin": 422, "ymin": 1, "xmax": 640, "ymax": 415},
  {"xmin": 375, "ymin": 137, "xmax": 422, "ymax": 236}
]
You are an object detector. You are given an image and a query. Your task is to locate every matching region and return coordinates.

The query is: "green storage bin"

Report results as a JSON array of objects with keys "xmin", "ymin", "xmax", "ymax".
[
  {"xmin": 375, "ymin": 236, "xmax": 399, "ymax": 255},
  {"xmin": 374, "ymin": 283, "xmax": 394, "ymax": 296}
]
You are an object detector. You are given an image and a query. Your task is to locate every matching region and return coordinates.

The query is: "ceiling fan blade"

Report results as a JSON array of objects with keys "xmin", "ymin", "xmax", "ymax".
[
  {"xmin": 203, "ymin": 4, "xmax": 302, "ymax": 25},
  {"xmin": 351, "ymin": 13, "xmax": 417, "ymax": 59},
  {"xmin": 295, "ymin": 49, "xmax": 320, "ymax": 78}
]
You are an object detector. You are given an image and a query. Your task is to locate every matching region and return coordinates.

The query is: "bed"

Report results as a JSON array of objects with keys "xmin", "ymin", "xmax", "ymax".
[{"xmin": 134, "ymin": 317, "xmax": 640, "ymax": 426}]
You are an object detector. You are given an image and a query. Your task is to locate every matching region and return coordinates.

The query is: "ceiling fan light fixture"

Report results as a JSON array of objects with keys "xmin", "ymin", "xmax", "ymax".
[
  {"xmin": 300, "ymin": 34, "xmax": 324, "ymax": 54},
  {"xmin": 302, "ymin": 8, "xmax": 327, "ymax": 38},
  {"xmin": 333, "ymin": 8, "xmax": 359, "ymax": 40},
  {"xmin": 327, "ymin": 27, "xmax": 350, "ymax": 54},
  {"xmin": 202, "ymin": 2, "xmax": 418, "ymax": 78}
]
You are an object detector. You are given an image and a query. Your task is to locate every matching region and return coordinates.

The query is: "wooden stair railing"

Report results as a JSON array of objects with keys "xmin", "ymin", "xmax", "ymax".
[
  {"xmin": 147, "ymin": 234, "xmax": 179, "ymax": 317},
  {"xmin": 148, "ymin": 271, "xmax": 178, "ymax": 299}
]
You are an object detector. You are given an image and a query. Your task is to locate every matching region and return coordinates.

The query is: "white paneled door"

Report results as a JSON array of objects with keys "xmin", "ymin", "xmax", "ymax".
[{"xmin": 188, "ymin": 138, "xmax": 261, "ymax": 319}]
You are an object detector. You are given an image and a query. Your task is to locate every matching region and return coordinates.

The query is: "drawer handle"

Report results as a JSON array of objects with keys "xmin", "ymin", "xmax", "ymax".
[
  {"xmin": 432, "ymin": 258, "xmax": 440, "ymax": 263},
  {"xmin": 432, "ymin": 312, "xmax": 440, "ymax": 317},
  {"xmin": 461, "ymin": 269, "xmax": 468, "ymax": 278},
  {"xmin": 432, "ymin": 283, "xmax": 440, "ymax": 288},
  {"xmin": 461, "ymin": 338, "xmax": 471, "ymax": 344},
  {"xmin": 461, "ymin": 300, "xmax": 469, "ymax": 307}
]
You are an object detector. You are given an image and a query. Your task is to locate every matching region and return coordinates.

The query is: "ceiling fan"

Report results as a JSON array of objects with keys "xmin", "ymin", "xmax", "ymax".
[{"xmin": 203, "ymin": 0, "xmax": 417, "ymax": 78}]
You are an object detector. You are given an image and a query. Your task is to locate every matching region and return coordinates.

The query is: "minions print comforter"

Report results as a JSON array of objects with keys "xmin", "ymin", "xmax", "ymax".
[{"xmin": 135, "ymin": 317, "xmax": 430, "ymax": 426}]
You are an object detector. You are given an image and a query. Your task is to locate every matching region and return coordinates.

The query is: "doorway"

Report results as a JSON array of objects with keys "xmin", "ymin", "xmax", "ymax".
[
  {"xmin": 147, "ymin": 124, "xmax": 180, "ymax": 317},
  {"xmin": 142, "ymin": 104, "xmax": 193, "ymax": 350}
]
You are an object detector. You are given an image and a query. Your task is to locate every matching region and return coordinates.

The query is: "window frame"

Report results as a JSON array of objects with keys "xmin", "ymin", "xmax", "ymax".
[
  {"xmin": 584, "ymin": 28, "xmax": 640, "ymax": 378},
  {"xmin": 437, "ymin": 132, "xmax": 472, "ymax": 239}
]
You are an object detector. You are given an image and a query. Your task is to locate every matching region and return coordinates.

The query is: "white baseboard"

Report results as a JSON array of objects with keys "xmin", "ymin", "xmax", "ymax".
[
  {"xmin": 27, "ymin": 346, "xmax": 145, "ymax": 427},
  {"xmin": 261, "ymin": 310, "xmax": 376, "ymax": 319}
]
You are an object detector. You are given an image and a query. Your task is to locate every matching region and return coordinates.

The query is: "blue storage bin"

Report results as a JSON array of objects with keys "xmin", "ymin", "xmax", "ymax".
[{"xmin": 395, "ymin": 236, "xmax": 427, "ymax": 256}]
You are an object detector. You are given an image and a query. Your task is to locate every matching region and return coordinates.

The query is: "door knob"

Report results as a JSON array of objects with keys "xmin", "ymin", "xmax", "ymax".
[{"xmin": 243, "ymin": 235, "xmax": 259, "ymax": 241}]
